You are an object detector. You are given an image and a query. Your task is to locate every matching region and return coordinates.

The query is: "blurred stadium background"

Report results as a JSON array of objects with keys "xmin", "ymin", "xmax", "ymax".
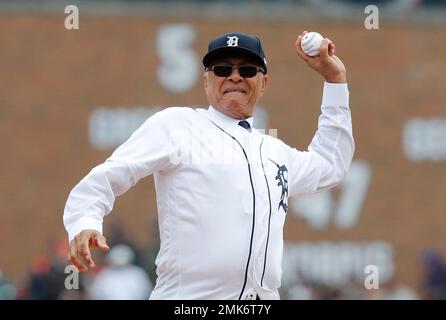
[{"xmin": 1, "ymin": 0, "xmax": 446, "ymax": 300}]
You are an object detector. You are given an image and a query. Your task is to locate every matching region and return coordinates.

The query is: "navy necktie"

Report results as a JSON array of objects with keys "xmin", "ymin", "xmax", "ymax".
[{"xmin": 238, "ymin": 120, "xmax": 251, "ymax": 130}]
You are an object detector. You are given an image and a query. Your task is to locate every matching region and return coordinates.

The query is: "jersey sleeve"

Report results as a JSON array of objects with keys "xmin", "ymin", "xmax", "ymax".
[
  {"xmin": 287, "ymin": 82, "xmax": 355, "ymax": 198},
  {"xmin": 63, "ymin": 108, "xmax": 180, "ymax": 241}
]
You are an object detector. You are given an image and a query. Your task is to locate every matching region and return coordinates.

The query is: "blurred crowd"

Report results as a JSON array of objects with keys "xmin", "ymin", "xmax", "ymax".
[
  {"xmin": 279, "ymin": 248, "xmax": 446, "ymax": 300},
  {"xmin": 0, "ymin": 220, "xmax": 159, "ymax": 300},
  {"xmin": 2, "ymin": 238, "xmax": 446, "ymax": 300},
  {"xmin": 280, "ymin": 274, "xmax": 421, "ymax": 300},
  {"xmin": 1, "ymin": 224, "xmax": 446, "ymax": 300},
  {"xmin": 6, "ymin": 0, "xmax": 446, "ymax": 9},
  {"xmin": 75, "ymin": 0, "xmax": 446, "ymax": 7}
]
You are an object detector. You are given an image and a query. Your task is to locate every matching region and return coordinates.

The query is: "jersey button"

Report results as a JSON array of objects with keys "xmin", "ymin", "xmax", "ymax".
[{"xmin": 243, "ymin": 289, "xmax": 256, "ymax": 300}]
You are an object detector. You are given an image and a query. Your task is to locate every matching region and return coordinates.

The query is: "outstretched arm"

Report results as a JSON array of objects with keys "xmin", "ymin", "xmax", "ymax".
[
  {"xmin": 287, "ymin": 31, "xmax": 354, "ymax": 197},
  {"xmin": 64, "ymin": 108, "xmax": 178, "ymax": 272}
]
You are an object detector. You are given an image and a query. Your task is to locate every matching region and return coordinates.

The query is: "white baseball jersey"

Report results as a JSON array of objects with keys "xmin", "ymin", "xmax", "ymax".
[{"xmin": 63, "ymin": 82, "xmax": 354, "ymax": 300}]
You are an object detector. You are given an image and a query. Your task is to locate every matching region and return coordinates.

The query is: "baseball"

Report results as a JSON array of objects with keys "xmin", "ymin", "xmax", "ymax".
[{"xmin": 300, "ymin": 32, "xmax": 324, "ymax": 57}]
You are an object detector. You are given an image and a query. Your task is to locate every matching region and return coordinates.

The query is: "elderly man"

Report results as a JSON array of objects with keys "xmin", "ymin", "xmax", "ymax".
[{"xmin": 63, "ymin": 31, "xmax": 354, "ymax": 300}]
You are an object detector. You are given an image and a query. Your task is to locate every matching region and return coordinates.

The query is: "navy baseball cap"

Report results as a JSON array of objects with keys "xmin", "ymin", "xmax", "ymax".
[{"xmin": 203, "ymin": 32, "xmax": 268, "ymax": 74}]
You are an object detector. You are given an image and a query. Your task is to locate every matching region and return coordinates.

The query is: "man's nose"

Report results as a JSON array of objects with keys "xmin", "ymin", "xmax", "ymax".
[{"xmin": 228, "ymin": 68, "xmax": 242, "ymax": 82}]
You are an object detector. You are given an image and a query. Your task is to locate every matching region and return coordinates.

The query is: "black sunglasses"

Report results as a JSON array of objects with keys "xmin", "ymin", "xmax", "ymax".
[{"xmin": 206, "ymin": 64, "xmax": 265, "ymax": 78}]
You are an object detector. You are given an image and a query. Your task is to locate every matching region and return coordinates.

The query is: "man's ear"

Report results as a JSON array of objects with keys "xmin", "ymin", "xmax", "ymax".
[
  {"xmin": 203, "ymin": 72, "xmax": 209, "ymax": 90},
  {"xmin": 259, "ymin": 74, "xmax": 268, "ymax": 97}
]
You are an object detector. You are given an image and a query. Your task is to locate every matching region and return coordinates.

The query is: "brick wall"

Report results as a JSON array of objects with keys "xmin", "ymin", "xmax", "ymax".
[{"xmin": 1, "ymin": 12, "xmax": 445, "ymax": 292}]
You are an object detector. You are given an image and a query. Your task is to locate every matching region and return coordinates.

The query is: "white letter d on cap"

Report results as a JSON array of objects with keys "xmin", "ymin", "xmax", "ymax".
[{"xmin": 227, "ymin": 36, "xmax": 239, "ymax": 47}]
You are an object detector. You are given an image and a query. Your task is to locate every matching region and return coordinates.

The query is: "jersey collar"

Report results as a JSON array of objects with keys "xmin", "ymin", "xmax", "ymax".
[{"xmin": 207, "ymin": 105, "xmax": 254, "ymax": 131}]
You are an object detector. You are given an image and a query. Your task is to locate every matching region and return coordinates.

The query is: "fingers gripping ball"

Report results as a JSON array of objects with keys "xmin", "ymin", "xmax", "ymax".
[{"xmin": 301, "ymin": 32, "xmax": 324, "ymax": 57}]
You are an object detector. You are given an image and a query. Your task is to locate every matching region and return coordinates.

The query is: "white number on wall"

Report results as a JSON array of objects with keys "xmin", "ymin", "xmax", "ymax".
[{"xmin": 291, "ymin": 160, "xmax": 371, "ymax": 230}]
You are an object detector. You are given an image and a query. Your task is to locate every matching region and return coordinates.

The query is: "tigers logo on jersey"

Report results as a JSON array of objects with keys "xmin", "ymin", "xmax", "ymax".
[{"xmin": 269, "ymin": 159, "xmax": 289, "ymax": 214}]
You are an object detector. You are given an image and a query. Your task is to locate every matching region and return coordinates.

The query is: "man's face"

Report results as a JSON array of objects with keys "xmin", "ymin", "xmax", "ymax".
[{"xmin": 203, "ymin": 56, "xmax": 268, "ymax": 120}]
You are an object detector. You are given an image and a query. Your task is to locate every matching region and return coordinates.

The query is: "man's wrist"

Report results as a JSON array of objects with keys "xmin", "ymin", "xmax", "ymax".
[{"xmin": 324, "ymin": 72, "xmax": 347, "ymax": 84}]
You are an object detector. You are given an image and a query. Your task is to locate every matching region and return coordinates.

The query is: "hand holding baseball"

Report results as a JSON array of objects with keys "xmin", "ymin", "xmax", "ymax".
[
  {"xmin": 68, "ymin": 229, "xmax": 110, "ymax": 272},
  {"xmin": 295, "ymin": 30, "xmax": 347, "ymax": 84}
]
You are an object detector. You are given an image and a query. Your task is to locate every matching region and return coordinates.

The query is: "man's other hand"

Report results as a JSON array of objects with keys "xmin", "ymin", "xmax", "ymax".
[{"xmin": 68, "ymin": 229, "xmax": 110, "ymax": 272}]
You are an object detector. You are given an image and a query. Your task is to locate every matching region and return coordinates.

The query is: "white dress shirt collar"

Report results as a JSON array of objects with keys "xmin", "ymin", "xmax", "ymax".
[{"xmin": 207, "ymin": 105, "xmax": 254, "ymax": 132}]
